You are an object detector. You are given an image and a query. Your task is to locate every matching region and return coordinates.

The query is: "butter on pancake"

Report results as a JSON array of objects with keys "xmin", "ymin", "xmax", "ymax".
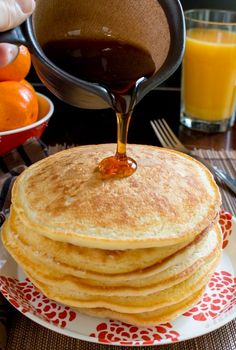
[{"xmin": 11, "ymin": 144, "xmax": 221, "ymax": 249}]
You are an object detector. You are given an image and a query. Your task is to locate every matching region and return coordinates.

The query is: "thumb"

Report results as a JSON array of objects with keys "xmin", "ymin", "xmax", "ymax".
[
  {"xmin": 0, "ymin": 0, "xmax": 35, "ymax": 32},
  {"xmin": 0, "ymin": 43, "xmax": 19, "ymax": 67}
]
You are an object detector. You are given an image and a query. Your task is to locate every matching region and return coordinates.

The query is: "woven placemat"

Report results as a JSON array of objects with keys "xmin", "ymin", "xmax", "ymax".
[
  {"xmin": 5, "ymin": 312, "xmax": 236, "ymax": 350},
  {"xmin": 4, "ymin": 148, "xmax": 236, "ymax": 350}
]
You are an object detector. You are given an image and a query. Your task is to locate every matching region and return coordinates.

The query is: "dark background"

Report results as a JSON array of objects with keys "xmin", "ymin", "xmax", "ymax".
[
  {"xmin": 28, "ymin": 0, "xmax": 236, "ymax": 147},
  {"xmin": 181, "ymin": 0, "xmax": 235, "ymax": 11}
]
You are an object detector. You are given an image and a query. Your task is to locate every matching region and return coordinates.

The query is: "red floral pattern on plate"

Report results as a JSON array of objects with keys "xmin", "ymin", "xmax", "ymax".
[
  {"xmin": 183, "ymin": 271, "xmax": 236, "ymax": 321},
  {"xmin": 0, "ymin": 276, "xmax": 76, "ymax": 328},
  {"xmin": 219, "ymin": 210, "xmax": 233, "ymax": 249},
  {"xmin": 90, "ymin": 321, "xmax": 180, "ymax": 345}
]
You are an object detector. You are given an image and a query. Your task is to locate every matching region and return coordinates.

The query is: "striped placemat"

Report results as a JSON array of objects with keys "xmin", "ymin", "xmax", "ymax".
[{"xmin": 0, "ymin": 142, "xmax": 235, "ymax": 350}]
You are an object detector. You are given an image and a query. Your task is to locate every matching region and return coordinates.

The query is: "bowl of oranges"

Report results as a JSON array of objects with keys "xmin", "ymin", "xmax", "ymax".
[{"xmin": 0, "ymin": 45, "xmax": 54, "ymax": 156}]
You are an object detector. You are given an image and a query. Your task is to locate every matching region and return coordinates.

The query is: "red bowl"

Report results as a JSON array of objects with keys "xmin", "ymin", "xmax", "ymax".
[{"xmin": 0, "ymin": 93, "xmax": 54, "ymax": 156}]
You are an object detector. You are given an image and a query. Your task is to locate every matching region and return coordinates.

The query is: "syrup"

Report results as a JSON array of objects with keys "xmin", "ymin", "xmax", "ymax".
[{"xmin": 43, "ymin": 37, "xmax": 156, "ymax": 178}]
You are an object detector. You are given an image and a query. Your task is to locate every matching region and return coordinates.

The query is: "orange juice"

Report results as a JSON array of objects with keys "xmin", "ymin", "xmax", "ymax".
[{"xmin": 182, "ymin": 28, "xmax": 236, "ymax": 121}]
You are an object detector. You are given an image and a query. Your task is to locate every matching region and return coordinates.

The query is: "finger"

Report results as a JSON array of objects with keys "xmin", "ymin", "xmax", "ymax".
[
  {"xmin": 0, "ymin": 43, "xmax": 19, "ymax": 67},
  {"xmin": 0, "ymin": 0, "xmax": 35, "ymax": 32}
]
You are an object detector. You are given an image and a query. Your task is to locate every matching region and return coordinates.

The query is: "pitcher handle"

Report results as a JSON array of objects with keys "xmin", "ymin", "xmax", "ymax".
[{"xmin": 0, "ymin": 25, "xmax": 27, "ymax": 45}]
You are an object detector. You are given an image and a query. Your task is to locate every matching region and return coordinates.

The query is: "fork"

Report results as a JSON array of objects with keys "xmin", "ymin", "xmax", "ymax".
[{"xmin": 150, "ymin": 118, "xmax": 236, "ymax": 195}]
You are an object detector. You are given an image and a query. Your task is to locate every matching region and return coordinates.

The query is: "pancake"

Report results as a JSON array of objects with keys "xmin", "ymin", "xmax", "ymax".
[
  {"xmin": 11, "ymin": 144, "xmax": 221, "ymax": 250},
  {"xmin": 24, "ymin": 251, "xmax": 220, "ymax": 313},
  {"xmin": 1, "ymin": 144, "xmax": 222, "ymax": 326},
  {"xmin": 78, "ymin": 288, "xmax": 205, "ymax": 326},
  {"xmin": 2, "ymin": 216, "xmax": 221, "ymax": 295},
  {"xmin": 6, "ymin": 208, "xmax": 195, "ymax": 275}
]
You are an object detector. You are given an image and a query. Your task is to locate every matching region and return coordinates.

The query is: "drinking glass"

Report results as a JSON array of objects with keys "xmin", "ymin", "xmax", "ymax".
[{"xmin": 181, "ymin": 9, "xmax": 236, "ymax": 133}]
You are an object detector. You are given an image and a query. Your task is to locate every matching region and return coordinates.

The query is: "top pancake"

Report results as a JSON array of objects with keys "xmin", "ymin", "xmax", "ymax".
[{"xmin": 12, "ymin": 144, "xmax": 221, "ymax": 249}]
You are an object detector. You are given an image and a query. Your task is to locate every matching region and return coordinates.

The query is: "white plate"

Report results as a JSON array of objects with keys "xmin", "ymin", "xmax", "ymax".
[{"xmin": 0, "ymin": 210, "xmax": 235, "ymax": 346}]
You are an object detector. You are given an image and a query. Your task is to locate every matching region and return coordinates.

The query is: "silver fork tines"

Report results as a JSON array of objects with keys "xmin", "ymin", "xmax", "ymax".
[
  {"xmin": 150, "ymin": 119, "xmax": 188, "ymax": 153},
  {"xmin": 150, "ymin": 118, "xmax": 236, "ymax": 195}
]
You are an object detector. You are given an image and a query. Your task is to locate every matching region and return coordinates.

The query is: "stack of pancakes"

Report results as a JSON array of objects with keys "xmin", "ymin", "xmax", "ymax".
[{"xmin": 2, "ymin": 144, "xmax": 222, "ymax": 326}]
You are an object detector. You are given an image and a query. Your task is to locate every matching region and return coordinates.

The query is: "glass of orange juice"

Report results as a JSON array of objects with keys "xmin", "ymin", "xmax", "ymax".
[{"xmin": 181, "ymin": 9, "xmax": 236, "ymax": 133}]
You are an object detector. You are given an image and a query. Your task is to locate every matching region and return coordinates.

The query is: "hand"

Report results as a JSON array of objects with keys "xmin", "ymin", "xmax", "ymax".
[{"xmin": 0, "ymin": 0, "xmax": 35, "ymax": 67}]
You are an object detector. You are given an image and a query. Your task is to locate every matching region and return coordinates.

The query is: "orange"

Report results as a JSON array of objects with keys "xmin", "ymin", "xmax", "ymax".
[
  {"xmin": 0, "ymin": 80, "xmax": 38, "ymax": 132},
  {"xmin": 0, "ymin": 45, "xmax": 31, "ymax": 82},
  {"xmin": 20, "ymin": 79, "xmax": 36, "ymax": 92}
]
